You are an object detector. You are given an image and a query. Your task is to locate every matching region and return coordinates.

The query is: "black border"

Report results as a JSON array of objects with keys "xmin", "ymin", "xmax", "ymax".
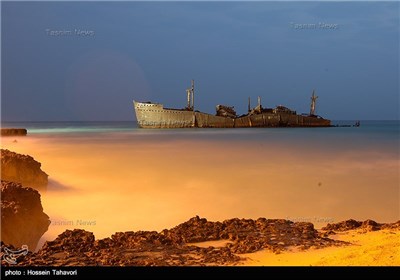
[{"xmin": 1, "ymin": 266, "xmax": 397, "ymax": 279}]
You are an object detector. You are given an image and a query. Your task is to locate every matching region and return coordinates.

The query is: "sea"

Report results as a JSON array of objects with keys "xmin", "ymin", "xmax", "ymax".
[
  {"xmin": 2, "ymin": 119, "xmax": 399, "ymax": 145},
  {"xmin": 1, "ymin": 120, "xmax": 399, "ymax": 250}
]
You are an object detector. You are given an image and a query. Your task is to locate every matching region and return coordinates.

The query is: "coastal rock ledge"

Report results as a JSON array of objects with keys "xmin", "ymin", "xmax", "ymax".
[
  {"xmin": 1, "ymin": 180, "xmax": 50, "ymax": 252},
  {"xmin": 1, "ymin": 128, "xmax": 27, "ymax": 136},
  {"xmin": 3, "ymin": 215, "xmax": 398, "ymax": 266},
  {"xmin": 0, "ymin": 149, "xmax": 48, "ymax": 192},
  {"xmin": 2, "ymin": 216, "xmax": 354, "ymax": 266}
]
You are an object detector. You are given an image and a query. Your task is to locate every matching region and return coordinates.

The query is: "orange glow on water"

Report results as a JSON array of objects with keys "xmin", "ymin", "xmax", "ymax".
[{"xmin": 1, "ymin": 133, "xmax": 399, "ymax": 251}]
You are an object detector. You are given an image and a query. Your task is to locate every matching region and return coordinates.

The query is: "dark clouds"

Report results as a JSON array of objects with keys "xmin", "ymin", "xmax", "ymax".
[{"xmin": 2, "ymin": 1, "xmax": 399, "ymax": 121}]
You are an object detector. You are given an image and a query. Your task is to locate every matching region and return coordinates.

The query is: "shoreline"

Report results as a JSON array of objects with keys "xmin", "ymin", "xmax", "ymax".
[{"xmin": 2, "ymin": 216, "xmax": 399, "ymax": 266}]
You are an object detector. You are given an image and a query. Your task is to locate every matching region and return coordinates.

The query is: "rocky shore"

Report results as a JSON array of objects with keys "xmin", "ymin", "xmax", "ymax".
[
  {"xmin": 1, "ymin": 149, "xmax": 48, "ymax": 192},
  {"xmin": 0, "ymin": 150, "xmax": 50, "ymax": 253},
  {"xmin": 2, "ymin": 216, "xmax": 398, "ymax": 266},
  {"xmin": 1, "ymin": 180, "xmax": 50, "ymax": 252}
]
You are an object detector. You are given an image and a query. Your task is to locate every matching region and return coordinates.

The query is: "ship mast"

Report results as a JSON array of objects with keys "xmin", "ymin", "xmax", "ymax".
[
  {"xmin": 186, "ymin": 80, "xmax": 195, "ymax": 111},
  {"xmin": 191, "ymin": 79, "xmax": 194, "ymax": 112},
  {"xmin": 310, "ymin": 90, "xmax": 318, "ymax": 116},
  {"xmin": 186, "ymin": 88, "xmax": 191, "ymax": 110}
]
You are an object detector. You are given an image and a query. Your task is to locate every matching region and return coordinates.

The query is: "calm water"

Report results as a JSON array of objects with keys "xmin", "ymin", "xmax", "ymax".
[
  {"xmin": 1, "ymin": 120, "xmax": 399, "ymax": 249},
  {"xmin": 2, "ymin": 120, "xmax": 399, "ymax": 138},
  {"xmin": 2, "ymin": 120, "xmax": 399, "ymax": 152}
]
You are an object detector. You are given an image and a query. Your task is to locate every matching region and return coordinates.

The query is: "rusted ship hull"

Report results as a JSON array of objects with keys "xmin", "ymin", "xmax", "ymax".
[
  {"xmin": 134, "ymin": 80, "xmax": 331, "ymax": 128},
  {"xmin": 133, "ymin": 101, "xmax": 331, "ymax": 128},
  {"xmin": 133, "ymin": 102, "xmax": 195, "ymax": 128},
  {"xmin": 232, "ymin": 113, "xmax": 330, "ymax": 128}
]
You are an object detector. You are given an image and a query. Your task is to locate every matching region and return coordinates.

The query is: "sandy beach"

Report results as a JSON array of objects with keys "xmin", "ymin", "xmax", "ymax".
[{"xmin": 240, "ymin": 229, "xmax": 400, "ymax": 266}]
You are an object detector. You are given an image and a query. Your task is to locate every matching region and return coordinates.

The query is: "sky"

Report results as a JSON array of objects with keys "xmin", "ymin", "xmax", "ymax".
[{"xmin": 1, "ymin": 1, "xmax": 399, "ymax": 121}]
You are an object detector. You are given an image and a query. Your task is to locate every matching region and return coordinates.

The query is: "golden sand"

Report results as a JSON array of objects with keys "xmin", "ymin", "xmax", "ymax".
[{"xmin": 239, "ymin": 229, "xmax": 400, "ymax": 266}]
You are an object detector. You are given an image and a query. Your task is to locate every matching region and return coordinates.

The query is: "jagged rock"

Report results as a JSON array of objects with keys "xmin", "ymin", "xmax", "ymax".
[
  {"xmin": 1, "ymin": 149, "xmax": 48, "ymax": 192},
  {"xmin": 321, "ymin": 219, "xmax": 394, "ymax": 232},
  {"xmin": 1, "ymin": 180, "xmax": 50, "ymax": 252},
  {"xmin": 381, "ymin": 220, "xmax": 400, "ymax": 230},
  {"xmin": 360, "ymin": 220, "xmax": 380, "ymax": 231},
  {"xmin": 8, "ymin": 216, "xmax": 398, "ymax": 267},
  {"xmin": 1, "ymin": 128, "xmax": 27, "ymax": 136},
  {"xmin": 166, "ymin": 215, "xmax": 225, "ymax": 243},
  {"xmin": 322, "ymin": 219, "xmax": 362, "ymax": 231},
  {"xmin": 42, "ymin": 229, "xmax": 95, "ymax": 254}
]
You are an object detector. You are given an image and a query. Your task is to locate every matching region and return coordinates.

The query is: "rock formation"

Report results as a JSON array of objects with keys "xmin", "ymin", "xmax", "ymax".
[
  {"xmin": 6, "ymin": 216, "xmax": 353, "ymax": 266},
  {"xmin": 322, "ymin": 219, "xmax": 400, "ymax": 232},
  {"xmin": 3, "ymin": 215, "xmax": 398, "ymax": 266},
  {"xmin": 1, "ymin": 128, "xmax": 27, "ymax": 136},
  {"xmin": 1, "ymin": 180, "xmax": 50, "ymax": 252},
  {"xmin": 1, "ymin": 149, "xmax": 48, "ymax": 192}
]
